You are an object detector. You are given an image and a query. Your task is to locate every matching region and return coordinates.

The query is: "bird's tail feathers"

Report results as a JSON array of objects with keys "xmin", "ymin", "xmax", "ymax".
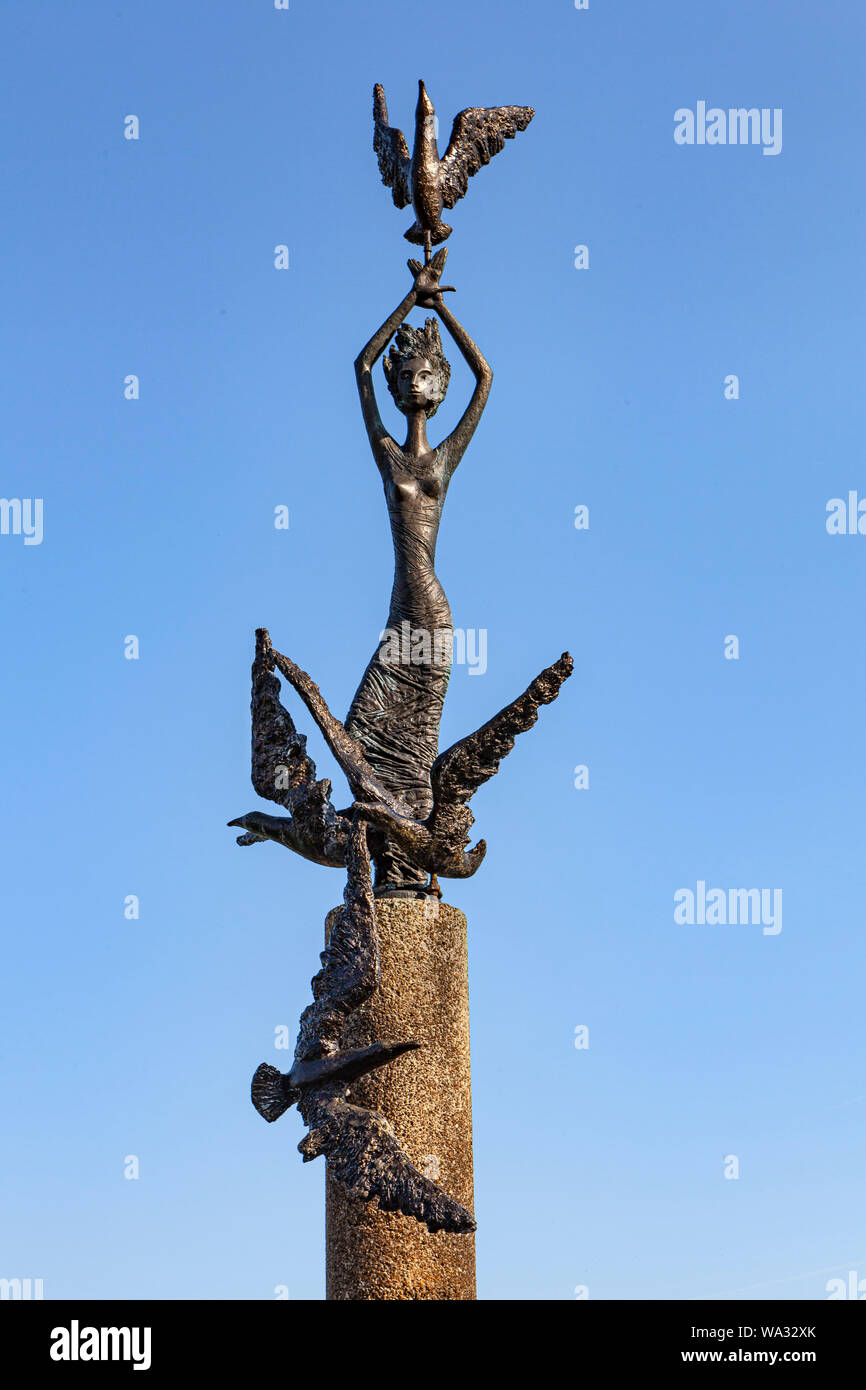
[
  {"xmin": 404, "ymin": 221, "xmax": 452, "ymax": 246},
  {"xmin": 251, "ymin": 1062, "xmax": 297, "ymax": 1123}
]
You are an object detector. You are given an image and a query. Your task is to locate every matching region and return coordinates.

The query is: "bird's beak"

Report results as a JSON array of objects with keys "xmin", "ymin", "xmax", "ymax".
[{"xmin": 416, "ymin": 79, "xmax": 434, "ymax": 118}]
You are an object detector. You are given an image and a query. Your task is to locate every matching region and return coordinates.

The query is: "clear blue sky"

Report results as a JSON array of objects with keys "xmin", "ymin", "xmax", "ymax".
[{"xmin": 2, "ymin": 0, "xmax": 864, "ymax": 1301}]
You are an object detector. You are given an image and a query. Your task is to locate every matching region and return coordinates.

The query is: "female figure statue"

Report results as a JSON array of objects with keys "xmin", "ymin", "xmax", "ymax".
[{"xmin": 348, "ymin": 252, "xmax": 492, "ymax": 891}]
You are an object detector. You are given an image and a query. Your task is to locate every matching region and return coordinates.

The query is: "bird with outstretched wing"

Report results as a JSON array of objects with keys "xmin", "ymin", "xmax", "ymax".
[
  {"xmin": 249, "ymin": 817, "xmax": 476, "ymax": 1235},
  {"xmin": 374, "ymin": 79, "xmax": 534, "ymax": 256},
  {"xmin": 228, "ymin": 628, "xmax": 350, "ymax": 867},
  {"xmin": 230, "ymin": 630, "xmax": 572, "ymax": 882}
]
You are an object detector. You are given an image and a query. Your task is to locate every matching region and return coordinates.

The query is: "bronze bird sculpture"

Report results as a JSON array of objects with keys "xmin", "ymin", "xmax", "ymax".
[
  {"xmin": 250, "ymin": 817, "xmax": 477, "ymax": 1235},
  {"xmin": 373, "ymin": 79, "xmax": 534, "ymax": 257},
  {"xmin": 229, "ymin": 628, "xmax": 573, "ymax": 885}
]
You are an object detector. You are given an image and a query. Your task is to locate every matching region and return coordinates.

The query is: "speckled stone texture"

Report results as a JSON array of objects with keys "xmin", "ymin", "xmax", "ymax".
[{"xmin": 325, "ymin": 898, "xmax": 476, "ymax": 1300}]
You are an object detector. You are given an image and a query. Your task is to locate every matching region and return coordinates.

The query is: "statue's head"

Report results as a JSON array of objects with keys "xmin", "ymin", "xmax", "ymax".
[{"xmin": 384, "ymin": 318, "xmax": 451, "ymax": 417}]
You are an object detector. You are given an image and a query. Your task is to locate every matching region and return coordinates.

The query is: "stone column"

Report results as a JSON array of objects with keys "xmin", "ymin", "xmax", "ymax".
[{"xmin": 325, "ymin": 897, "xmax": 476, "ymax": 1300}]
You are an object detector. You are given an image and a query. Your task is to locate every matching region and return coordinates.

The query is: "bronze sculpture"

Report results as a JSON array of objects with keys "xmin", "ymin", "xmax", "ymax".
[
  {"xmin": 251, "ymin": 819, "xmax": 476, "ymax": 1234},
  {"xmin": 374, "ymin": 79, "xmax": 534, "ymax": 254},
  {"xmin": 346, "ymin": 247, "xmax": 489, "ymax": 891},
  {"xmin": 231, "ymin": 82, "xmax": 571, "ymax": 1239}
]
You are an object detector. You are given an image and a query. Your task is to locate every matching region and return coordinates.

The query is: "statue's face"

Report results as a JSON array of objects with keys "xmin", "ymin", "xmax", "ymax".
[{"xmin": 396, "ymin": 355, "xmax": 441, "ymax": 413}]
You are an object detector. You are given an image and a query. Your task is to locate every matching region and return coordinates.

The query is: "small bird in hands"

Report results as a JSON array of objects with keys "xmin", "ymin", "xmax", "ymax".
[{"xmin": 374, "ymin": 79, "xmax": 535, "ymax": 260}]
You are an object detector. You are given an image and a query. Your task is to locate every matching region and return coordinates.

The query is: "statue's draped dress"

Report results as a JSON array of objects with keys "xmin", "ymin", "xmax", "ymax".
[{"xmin": 345, "ymin": 434, "xmax": 456, "ymax": 888}]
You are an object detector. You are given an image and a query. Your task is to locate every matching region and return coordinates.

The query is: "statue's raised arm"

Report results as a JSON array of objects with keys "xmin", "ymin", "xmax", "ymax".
[
  {"xmin": 408, "ymin": 252, "xmax": 492, "ymax": 476},
  {"xmin": 354, "ymin": 249, "xmax": 490, "ymax": 476},
  {"xmin": 354, "ymin": 282, "xmax": 418, "ymax": 455}
]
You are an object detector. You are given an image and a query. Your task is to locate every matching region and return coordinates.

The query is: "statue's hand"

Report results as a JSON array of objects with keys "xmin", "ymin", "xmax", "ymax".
[{"xmin": 409, "ymin": 248, "xmax": 455, "ymax": 308}]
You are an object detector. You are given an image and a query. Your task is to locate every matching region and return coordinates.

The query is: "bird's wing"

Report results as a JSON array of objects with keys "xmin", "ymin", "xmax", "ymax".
[
  {"xmin": 298, "ymin": 1093, "xmax": 476, "ymax": 1235},
  {"xmin": 230, "ymin": 627, "xmax": 348, "ymax": 866},
  {"xmin": 293, "ymin": 818, "xmax": 379, "ymax": 1062},
  {"xmin": 354, "ymin": 653, "xmax": 574, "ymax": 878},
  {"xmin": 438, "ymin": 105, "xmax": 535, "ymax": 210},
  {"xmin": 373, "ymin": 83, "xmax": 411, "ymax": 209},
  {"xmin": 251, "ymin": 821, "xmax": 419, "ymax": 1115},
  {"xmin": 251, "ymin": 817, "xmax": 473, "ymax": 1235},
  {"xmin": 250, "ymin": 628, "xmax": 316, "ymax": 807},
  {"xmin": 429, "ymin": 652, "xmax": 573, "ymax": 859}
]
